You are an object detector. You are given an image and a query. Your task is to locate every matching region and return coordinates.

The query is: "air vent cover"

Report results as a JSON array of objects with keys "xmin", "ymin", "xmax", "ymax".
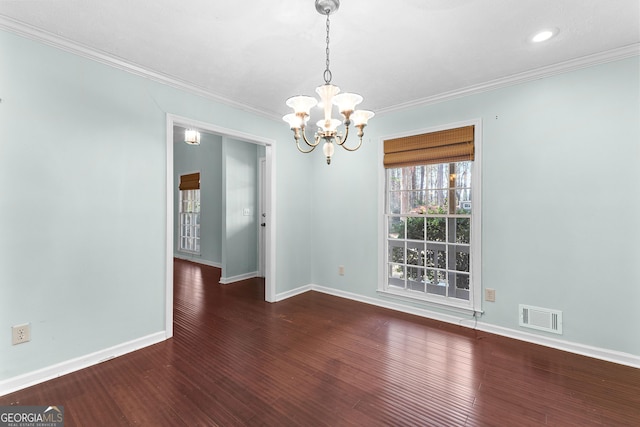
[{"xmin": 519, "ymin": 304, "xmax": 562, "ymax": 334}]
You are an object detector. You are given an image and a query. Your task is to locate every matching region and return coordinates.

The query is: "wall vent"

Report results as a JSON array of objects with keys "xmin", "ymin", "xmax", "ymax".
[{"xmin": 519, "ymin": 304, "xmax": 563, "ymax": 334}]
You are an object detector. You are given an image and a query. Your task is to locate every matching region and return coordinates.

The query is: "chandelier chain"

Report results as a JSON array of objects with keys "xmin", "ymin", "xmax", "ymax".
[{"xmin": 323, "ymin": 11, "xmax": 332, "ymax": 84}]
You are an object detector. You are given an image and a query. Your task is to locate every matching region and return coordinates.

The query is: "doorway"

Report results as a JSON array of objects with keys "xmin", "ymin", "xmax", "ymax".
[
  {"xmin": 165, "ymin": 114, "xmax": 276, "ymax": 338},
  {"xmin": 258, "ymin": 157, "xmax": 266, "ymax": 278}
]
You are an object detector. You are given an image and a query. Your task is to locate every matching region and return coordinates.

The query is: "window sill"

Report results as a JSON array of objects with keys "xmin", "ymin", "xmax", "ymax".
[
  {"xmin": 377, "ymin": 289, "xmax": 482, "ymax": 316},
  {"xmin": 177, "ymin": 250, "xmax": 201, "ymax": 256}
]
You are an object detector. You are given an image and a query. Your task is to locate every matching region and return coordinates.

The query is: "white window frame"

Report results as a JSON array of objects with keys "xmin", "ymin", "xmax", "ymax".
[
  {"xmin": 179, "ymin": 187, "xmax": 201, "ymax": 255},
  {"xmin": 378, "ymin": 119, "xmax": 482, "ymax": 313}
]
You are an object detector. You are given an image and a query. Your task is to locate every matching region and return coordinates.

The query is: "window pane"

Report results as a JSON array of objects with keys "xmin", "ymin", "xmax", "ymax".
[
  {"xmin": 388, "ymin": 217, "xmax": 404, "ymax": 239},
  {"xmin": 437, "ymin": 249, "xmax": 447, "ymax": 269},
  {"xmin": 455, "ymin": 189, "xmax": 472, "ymax": 214},
  {"xmin": 426, "ymin": 163, "xmax": 449, "ymax": 190},
  {"xmin": 455, "ymin": 273, "xmax": 470, "ymax": 290},
  {"xmin": 407, "ymin": 268, "xmax": 425, "ymax": 292},
  {"xmin": 390, "ymin": 246, "xmax": 404, "ymax": 263},
  {"xmin": 456, "ymin": 218, "xmax": 470, "ymax": 244},
  {"xmin": 425, "ymin": 269, "xmax": 435, "ymax": 284},
  {"xmin": 406, "ymin": 217, "xmax": 425, "ymax": 240},
  {"xmin": 426, "ymin": 190, "xmax": 448, "ymax": 213},
  {"xmin": 388, "ymin": 192, "xmax": 401, "ymax": 214},
  {"xmin": 389, "ymin": 264, "xmax": 405, "ymax": 280},
  {"xmin": 408, "ymin": 282, "xmax": 425, "ymax": 292},
  {"xmin": 453, "ymin": 162, "xmax": 472, "ymax": 188},
  {"xmin": 390, "ymin": 191, "xmax": 428, "ymax": 214},
  {"xmin": 397, "ymin": 166, "xmax": 422, "ymax": 191},
  {"xmin": 455, "ymin": 248, "xmax": 470, "ymax": 272},
  {"xmin": 412, "ymin": 165, "xmax": 428, "ymax": 190},
  {"xmin": 427, "ymin": 217, "xmax": 446, "ymax": 242},
  {"xmin": 406, "ymin": 247, "xmax": 422, "ymax": 266},
  {"xmin": 425, "ymin": 249, "xmax": 434, "ymax": 267},
  {"xmin": 450, "ymin": 272, "xmax": 470, "ymax": 301},
  {"xmin": 407, "ymin": 267, "xmax": 423, "ymax": 283},
  {"xmin": 426, "ymin": 269, "xmax": 446, "ymax": 296},
  {"xmin": 436, "ymin": 270, "xmax": 448, "ymax": 286},
  {"xmin": 407, "ymin": 191, "xmax": 427, "ymax": 213},
  {"xmin": 388, "ymin": 169, "xmax": 403, "ymax": 191}
]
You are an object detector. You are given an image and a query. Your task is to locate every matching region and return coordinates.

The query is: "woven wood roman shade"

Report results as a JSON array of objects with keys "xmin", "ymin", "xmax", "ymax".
[
  {"xmin": 179, "ymin": 172, "xmax": 200, "ymax": 190},
  {"xmin": 384, "ymin": 125, "xmax": 475, "ymax": 168}
]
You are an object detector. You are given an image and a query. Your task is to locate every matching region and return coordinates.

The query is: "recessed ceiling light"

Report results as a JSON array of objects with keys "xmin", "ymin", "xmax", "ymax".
[{"xmin": 531, "ymin": 28, "xmax": 558, "ymax": 43}]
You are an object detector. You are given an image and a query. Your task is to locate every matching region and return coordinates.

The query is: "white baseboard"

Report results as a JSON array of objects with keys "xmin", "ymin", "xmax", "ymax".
[
  {"xmin": 173, "ymin": 257, "xmax": 258, "ymax": 285},
  {"xmin": 174, "ymin": 254, "xmax": 222, "ymax": 269},
  {"xmin": 219, "ymin": 271, "xmax": 259, "ymax": 285},
  {"xmin": 475, "ymin": 322, "xmax": 640, "ymax": 369},
  {"xmin": 284, "ymin": 284, "xmax": 640, "ymax": 370},
  {"xmin": 0, "ymin": 332, "xmax": 167, "ymax": 397},
  {"xmin": 275, "ymin": 284, "xmax": 313, "ymax": 302}
]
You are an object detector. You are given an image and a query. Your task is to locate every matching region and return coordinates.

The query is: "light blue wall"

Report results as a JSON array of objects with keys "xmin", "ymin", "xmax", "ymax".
[
  {"xmin": 310, "ymin": 57, "xmax": 640, "ymax": 356},
  {"xmin": 173, "ymin": 129, "xmax": 223, "ymax": 265},
  {"xmin": 221, "ymin": 138, "xmax": 259, "ymax": 280},
  {"xmin": 1, "ymin": 24, "xmax": 637, "ymax": 384},
  {"xmin": 0, "ymin": 29, "xmax": 313, "ymax": 381}
]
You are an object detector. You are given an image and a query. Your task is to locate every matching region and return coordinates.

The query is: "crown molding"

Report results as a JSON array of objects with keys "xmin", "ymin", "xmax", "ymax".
[
  {"xmin": 2, "ymin": 15, "xmax": 638, "ymax": 120},
  {"xmin": 376, "ymin": 43, "xmax": 640, "ymax": 116},
  {"xmin": 0, "ymin": 15, "xmax": 280, "ymax": 120}
]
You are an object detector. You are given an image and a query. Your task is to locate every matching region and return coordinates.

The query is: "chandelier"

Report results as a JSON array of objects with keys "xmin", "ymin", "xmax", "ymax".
[{"xmin": 283, "ymin": 0, "xmax": 374, "ymax": 165}]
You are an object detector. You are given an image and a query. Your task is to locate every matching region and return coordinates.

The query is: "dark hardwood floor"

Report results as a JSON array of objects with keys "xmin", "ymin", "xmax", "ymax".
[{"xmin": 2, "ymin": 258, "xmax": 639, "ymax": 426}]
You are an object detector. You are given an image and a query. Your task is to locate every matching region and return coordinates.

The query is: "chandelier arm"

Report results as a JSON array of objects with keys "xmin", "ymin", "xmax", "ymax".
[
  {"xmin": 338, "ymin": 126, "xmax": 365, "ymax": 152},
  {"xmin": 295, "ymin": 139, "xmax": 318, "ymax": 154},
  {"xmin": 300, "ymin": 127, "xmax": 322, "ymax": 149},
  {"xmin": 339, "ymin": 136, "xmax": 363, "ymax": 152},
  {"xmin": 335, "ymin": 122, "xmax": 350, "ymax": 146}
]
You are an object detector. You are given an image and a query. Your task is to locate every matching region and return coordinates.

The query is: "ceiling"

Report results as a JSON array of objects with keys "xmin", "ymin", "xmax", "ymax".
[{"xmin": 1, "ymin": 0, "xmax": 638, "ymax": 120}]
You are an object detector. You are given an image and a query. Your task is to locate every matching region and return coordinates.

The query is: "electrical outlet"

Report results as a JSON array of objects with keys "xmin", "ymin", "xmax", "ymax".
[
  {"xmin": 338, "ymin": 265, "xmax": 345, "ymax": 276},
  {"xmin": 12, "ymin": 323, "xmax": 31, "ymax": 345},
  {"xmin": 485, "ymin": 288, "xmax": 496, "ymax": 302}
]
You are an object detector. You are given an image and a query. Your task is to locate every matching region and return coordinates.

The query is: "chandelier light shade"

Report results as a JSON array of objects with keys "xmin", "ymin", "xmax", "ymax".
[
  {"xmin": 184, "ymin": 129, "xmax": 201, "ymax": 145},
  {"xmin": 283, "ymin": 0, "xmax": 374, "ymax": 165}
]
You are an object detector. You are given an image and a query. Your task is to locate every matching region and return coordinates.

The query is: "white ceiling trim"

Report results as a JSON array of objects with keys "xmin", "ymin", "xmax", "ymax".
[
  {"xmin": 2, "ymin": 15, "xmax": 638, "ymax": 122},
  {"xmin": 376, "ymin": 43, "xmax": 640, "ymax": 116}
]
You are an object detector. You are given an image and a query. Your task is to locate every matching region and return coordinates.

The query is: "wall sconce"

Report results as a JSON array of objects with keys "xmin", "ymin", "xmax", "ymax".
[{"xmin": 185, "ymin": 129, "xmax": 201, "ymax": 145}]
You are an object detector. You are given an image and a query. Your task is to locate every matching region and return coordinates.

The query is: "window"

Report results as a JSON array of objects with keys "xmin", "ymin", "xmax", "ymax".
[
  {"xmin": 381, "ymin": 124, "xmax": 481, "ymax": 311},
  {"xmin": 179, "ymin": 173, "xmax": 201, "ymax": 254}
]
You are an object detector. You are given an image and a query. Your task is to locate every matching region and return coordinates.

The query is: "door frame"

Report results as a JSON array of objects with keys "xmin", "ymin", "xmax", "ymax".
[
  {"xmin": 258, "ymin": 157, "xmax": 266, "ymax": 277},
  {"xmin": 165, "ymin": 114, "xmax": 277, "ymax": 338}
]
